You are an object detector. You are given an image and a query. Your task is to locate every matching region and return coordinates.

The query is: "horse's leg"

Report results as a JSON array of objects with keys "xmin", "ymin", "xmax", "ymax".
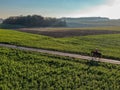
[
  {"xmin": 97, "ymin": 54, "xmax": 102, "ymax": 61},
  {"xmin": 98, "ymin": 56, "xmax": 100, "ymax": 60},
  {"xmin": 91, "ymin": 55, "xmax": 96, "ymax": 60},
  {"xmin": 92, "ymin": 57, "xmax": 95, "ymax": 60},
  {"xmin": 95, "ymin": 57, "xmax": 97, "ymax": 61},
  {"xmin": 95, "ymin": 55, "xmax": 100, "ymax": 61},
  {"xmin": 91, "ymin": 53, "xmax": 94, "ymax": 60},
  {"xmin": 98, "ymin": 53, "xmax": 102, "ymax": 60},
  {"xmin": 94, "ymin": 56, "xmax": 97, "ymax": 61}
]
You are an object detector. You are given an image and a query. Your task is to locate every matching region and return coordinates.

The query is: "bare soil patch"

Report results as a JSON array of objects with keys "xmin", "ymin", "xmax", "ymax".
[{"xmin": 17, "ymin": 28, "xmax": 120, "ymax": 38}]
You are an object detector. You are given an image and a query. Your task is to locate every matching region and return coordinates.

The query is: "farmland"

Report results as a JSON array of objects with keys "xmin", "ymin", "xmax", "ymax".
[
  {"xmin": 18, "ymin": 27, "xmax": 120, "ymax": 38},
  {"xmin": 0, "ymin": 29, "xmax": 120, "ymax": 60},
  {"xmin": 0, "ymin": 47, "xmax": 120, "ymax": 89}
]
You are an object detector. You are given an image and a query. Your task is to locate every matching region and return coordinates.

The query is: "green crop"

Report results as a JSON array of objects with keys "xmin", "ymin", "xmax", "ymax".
[
  {"xmin": 0, "ymin": 29, "xmax": 120, "ymax": 60},
  {"xmin": 0, "ymin": 47, "xmax": 120, "ymax": 90}
]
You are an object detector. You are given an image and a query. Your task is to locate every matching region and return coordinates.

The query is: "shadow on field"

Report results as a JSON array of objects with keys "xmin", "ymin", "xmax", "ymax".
[{"xmin": 85, "ymin": 60, "xmax": 100, "ymax": 66}]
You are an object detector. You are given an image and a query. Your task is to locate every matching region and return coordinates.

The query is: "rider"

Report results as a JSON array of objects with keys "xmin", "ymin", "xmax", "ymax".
[
  {"xmin": 91, "ymin": 48, "xmax": 99, "ymax": 54},
  {"xmin": 95, "ymin": 48, "xmax": 99, "ymax": 53},
  {"xmin": 91, "ymin": 48, "xmax": 102, "ymax": 60}
]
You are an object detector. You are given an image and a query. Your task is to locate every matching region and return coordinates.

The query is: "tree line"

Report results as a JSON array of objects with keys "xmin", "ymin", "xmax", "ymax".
[{"xmin": 2, "ymin": 15, "xmax": 66, "ymax": 27}]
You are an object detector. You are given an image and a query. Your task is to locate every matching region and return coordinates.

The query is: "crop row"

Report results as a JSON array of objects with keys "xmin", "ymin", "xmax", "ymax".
[
  {"xmin": 0, "ymin": 47, "xmax": 120, "ymax": 89},
  {"xmin": 0, "ymin": 29, "xmax": 120, "ymax": 60}
]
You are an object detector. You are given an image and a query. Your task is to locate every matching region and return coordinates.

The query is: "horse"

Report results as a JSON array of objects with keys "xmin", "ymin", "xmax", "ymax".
[{"xmin": 91, "ymin": 50, "xmax": 102, "ymax": 60}]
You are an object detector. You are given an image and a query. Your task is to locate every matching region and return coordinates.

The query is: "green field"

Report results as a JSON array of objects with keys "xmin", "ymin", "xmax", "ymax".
[
  {"xmin": 0, "ymin": 29, "xmax": 120, "ymax": 60},
  {"xmin": 0, "ymin": 47, "xmax": 120, "ymax": 90}
]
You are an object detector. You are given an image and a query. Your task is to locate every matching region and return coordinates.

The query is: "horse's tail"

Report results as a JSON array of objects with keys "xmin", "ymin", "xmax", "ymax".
[{"xmin": 91, "ymin": 51, "xmax": 94, "ymax": 56}]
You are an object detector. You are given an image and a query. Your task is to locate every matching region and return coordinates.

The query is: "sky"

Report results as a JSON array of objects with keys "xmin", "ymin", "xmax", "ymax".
[{"xmin": 0, "ymin": 0, "xmax": 120, "ymax": 19}]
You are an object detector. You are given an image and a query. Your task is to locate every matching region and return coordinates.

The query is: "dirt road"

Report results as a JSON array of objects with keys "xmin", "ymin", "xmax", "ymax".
[{"xmin": 0, "ymin": 43, "xmax": 120, "ymax": 64}]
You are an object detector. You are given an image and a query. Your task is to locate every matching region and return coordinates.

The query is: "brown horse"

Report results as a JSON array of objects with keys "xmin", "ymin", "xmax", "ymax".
[{"xmin": 91, "ymin": 49, "xmax": 102, "ymax": 60}]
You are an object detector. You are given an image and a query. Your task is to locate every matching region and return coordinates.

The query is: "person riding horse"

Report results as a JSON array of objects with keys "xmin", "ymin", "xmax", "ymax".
[{"xmin": 91, "ymin": 48, "xmax": 102, "ymax": 60}]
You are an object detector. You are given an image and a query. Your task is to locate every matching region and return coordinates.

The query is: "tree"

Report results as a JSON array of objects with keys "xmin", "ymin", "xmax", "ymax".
[{"xmin": 3, "ymin": 15, "xmax": 66, "ymax": 28}]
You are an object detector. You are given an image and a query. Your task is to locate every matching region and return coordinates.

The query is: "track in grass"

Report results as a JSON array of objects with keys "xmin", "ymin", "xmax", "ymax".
[
  {"xmin": 0, "ymin": 43, "xmax": 120, "ymax": 65},
  {"xmin": 0, "ymin": 29, "xmax": 120, "ymax": 60},
  {"xmin": 0, "ymin": 47, "xmax": 120, "ymax": 89}
]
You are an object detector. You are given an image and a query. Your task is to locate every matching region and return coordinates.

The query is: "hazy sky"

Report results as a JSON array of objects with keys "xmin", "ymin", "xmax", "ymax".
[{"xmin": 0, "ymin": 0, "xmax": 120, "ymax": 19}]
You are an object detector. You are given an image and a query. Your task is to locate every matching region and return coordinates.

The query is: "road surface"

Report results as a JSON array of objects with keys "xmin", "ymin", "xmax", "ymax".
[{"xmin": 0, "ymin": 43, "xmax": 120, "ymax": 64}]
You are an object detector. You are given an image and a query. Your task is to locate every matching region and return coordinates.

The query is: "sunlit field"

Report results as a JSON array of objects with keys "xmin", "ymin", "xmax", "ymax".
[
  {"xmin": 0, "ymin": 47, "xmax": 120, "ymax": 89},
  {"xmin": 0, "ymin": 29, "xmax": 120, "ymax": 60},
  {"xmin": 1, "ymin": 0, "xmax": 120, "ymax": 89}
]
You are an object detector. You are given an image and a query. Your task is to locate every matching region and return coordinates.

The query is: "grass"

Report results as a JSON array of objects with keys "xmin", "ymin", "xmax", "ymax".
[
  {"xmin": 0, "ymin": 29, "xmax": 120, "ymax": 60},
  {"xmin": 0, "ymin": 47, "xmax": 120, "ymax": 90}
]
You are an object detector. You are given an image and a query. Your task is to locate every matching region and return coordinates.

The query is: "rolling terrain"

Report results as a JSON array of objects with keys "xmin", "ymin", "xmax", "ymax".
[
  {"xmin": 0, "ymin": 43, "xmax": 120, "ymax": 64},
  {"xmin": 62, "ymin": 17, "xmax": 120, "ymax": 28},
  {"xmin": 0, "ymin": 28, "xmax": 120, "ymax": 89},
  {"xmin": 0, "ymin": 29, "xmax": 120, "ymax": 60},
  {"xmin": 0, "ymin": 47, "xmax": 120, "ymax": 89},
  {"xmin": 18, "ymin": 27, "xmax": 120, "ymax": 38}
]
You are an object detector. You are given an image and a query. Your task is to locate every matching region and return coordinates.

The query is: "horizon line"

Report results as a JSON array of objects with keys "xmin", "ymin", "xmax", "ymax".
[{"xmin": 1, "ymin": 15, "xmax": 120, "ymax": 20}]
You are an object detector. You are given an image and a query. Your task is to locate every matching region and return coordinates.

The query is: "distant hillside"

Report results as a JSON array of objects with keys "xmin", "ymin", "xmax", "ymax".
[
  {"xmin": 62, "ymin": 17, "xmax": 109, "ymax": 21},
  {"xmin": 61, "ymin": 17, "xmax": 120, "ymax": 28},
  {"xmin": 0, "ymin": 18, "xmax": 3, "ymax": 24}
]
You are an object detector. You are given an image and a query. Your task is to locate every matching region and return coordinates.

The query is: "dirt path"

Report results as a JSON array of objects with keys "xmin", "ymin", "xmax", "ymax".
[{"xmin": 0, "ymin": 43, "xmax": 120, "ymax": 65}]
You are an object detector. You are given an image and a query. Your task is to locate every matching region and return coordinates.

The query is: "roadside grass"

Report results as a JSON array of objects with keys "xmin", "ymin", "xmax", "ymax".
[
  {"xmin": 0, "ymin": 29, "xmax": 120, "ymax": 60},
  {"xmin": 0, "ymin": 47, "xmax": 120, "ymax": 90}
]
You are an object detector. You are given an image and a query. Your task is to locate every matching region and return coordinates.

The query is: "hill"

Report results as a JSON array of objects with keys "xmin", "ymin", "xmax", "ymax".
[
  {"xmin": 0, "ymin": 18, "xmax": 3, "ymax": 23},
  {"xmin": 0, "ymin": 47, "xmax": 120, "ymax": 89},
  {"xmin": 0, "ymin": 29, "xmax": 120, "ymax": 60},
  {"xmin": 61, "ymin": 17, "xmax": 120, "ymax": 28},
  {"xmin": 0, "ymin": 29, "xmax": 120, "ymax": 89}
]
